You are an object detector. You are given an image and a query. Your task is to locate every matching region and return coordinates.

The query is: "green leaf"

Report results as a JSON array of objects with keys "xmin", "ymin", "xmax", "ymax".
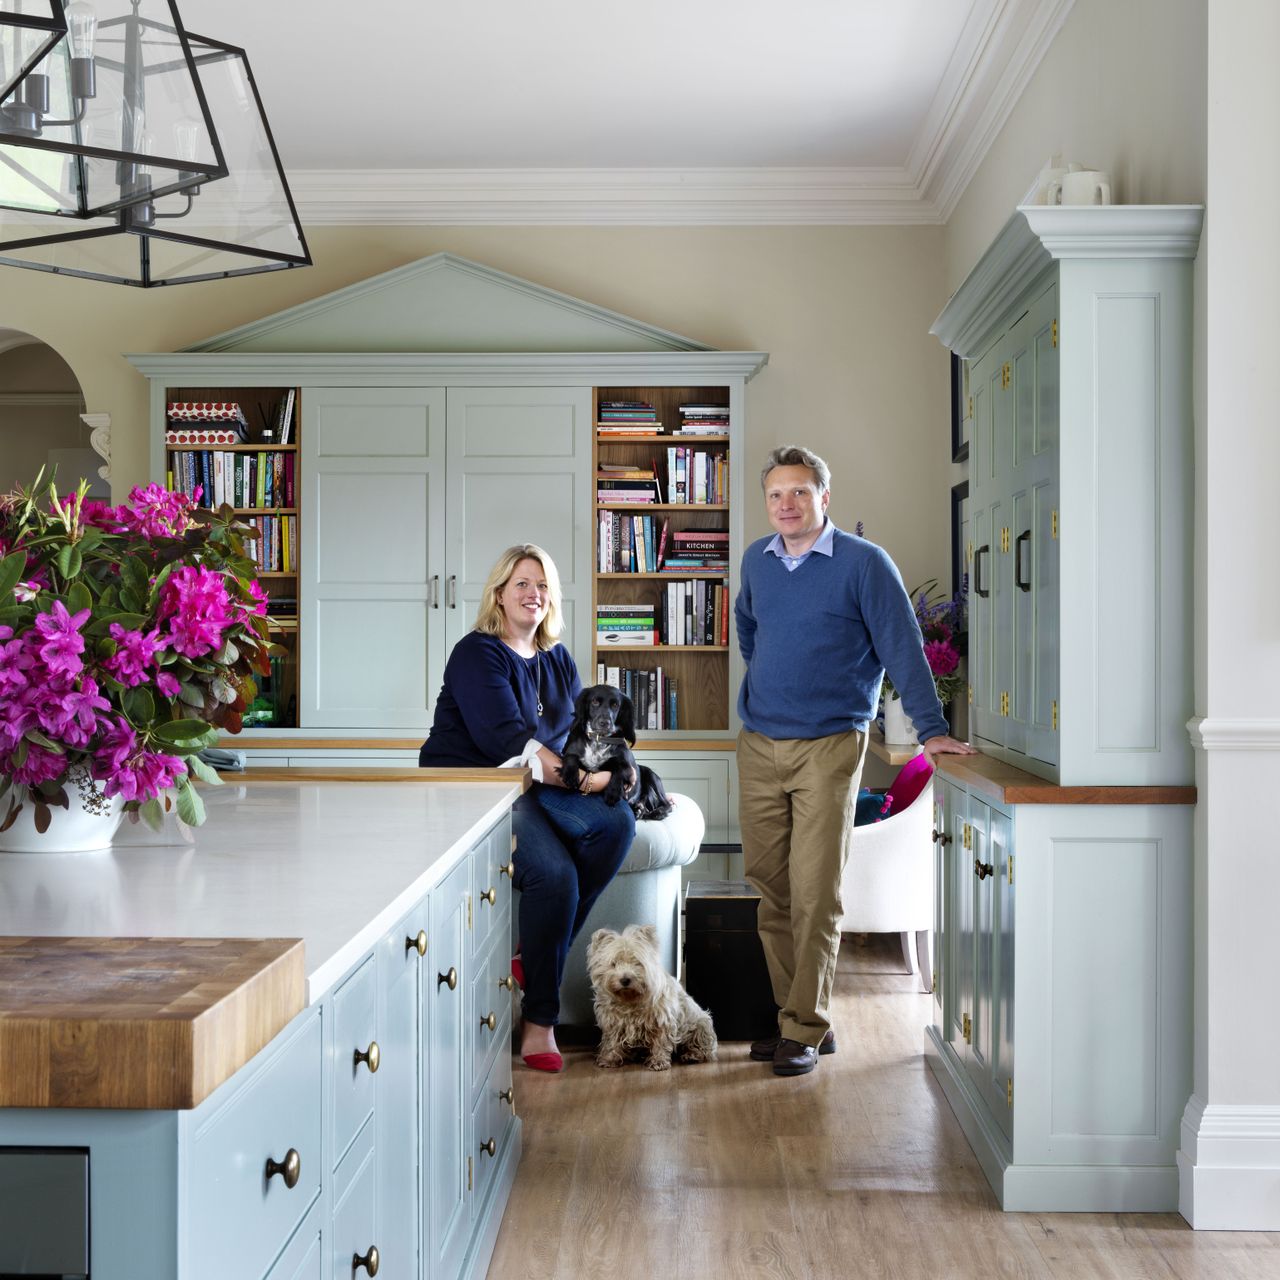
[
  {"xmin": 122, "ymin": 557, "xmax": 149, "ymax": 592},
  {"xmin": 121, "ymin": 586, "xmax": 146, "ymax": 614},
  {"xmin": 0, "ymin": 606, "xmax": 25, "ymax": 627},
  {"xmin": 184, "ymin": 753, "xmax": 223, "ymax": 785},
  {"xmin": 23, "ymin": 729, "xmax": 63, "ymax": 753},
  {"xmin": 176, "ymin": 777, "xmax": 205, "ymax": 827},
  {"xmin": 65, "ymin": 580, "xmax": 92, "ymax": 615},
  {"xmin": 178, "ymin": 682, "xmax": 206, "ymax": 710},
  {"xmin": 55, "ymin": 542, "xmax": 83, "ymax": 579},
  {"xmin": 0, "ymin": 549, "xmax": 28, "ymax": 599},
  {"xmin": 123, "ymin": 687, "xmax": 156, "ymax": 724},
  {"xmin": 139, "ymin": 796, "xmax": 166, "ymax": 831},
  {"xmin": 152, "ymin": 719, "xmax": 217, "ymax": 748}
]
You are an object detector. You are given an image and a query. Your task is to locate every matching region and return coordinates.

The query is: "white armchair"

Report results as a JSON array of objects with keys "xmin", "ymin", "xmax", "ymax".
[{"xmin": 837, "ymin": 774, "xmax": 935, "ymax": 992}]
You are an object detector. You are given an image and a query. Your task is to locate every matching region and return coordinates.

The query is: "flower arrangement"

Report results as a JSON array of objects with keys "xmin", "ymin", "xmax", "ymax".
[
  {"xmin": 0, "ymin": 472, "xmax": 271, "ymax": 834},
  {"xmin": 884, "ymin": 578, "xmax": 967, "ymax": 706}
]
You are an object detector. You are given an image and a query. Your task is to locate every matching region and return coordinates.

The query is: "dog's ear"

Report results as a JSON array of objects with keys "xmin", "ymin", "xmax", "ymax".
[
  {"xmin": 588, "ymin": 927, "xmax": 613, "ymax": 952},
  {"xmin": 630, "ymin": 923, "xmax": 659, "ymax": 948},
  {"xmin": 615, "ymin": 693, "xmax": 636, "ymax": 744},
  {"xmin": 572, "ymin": 686, "xmax": 594, "ymax": 723}
]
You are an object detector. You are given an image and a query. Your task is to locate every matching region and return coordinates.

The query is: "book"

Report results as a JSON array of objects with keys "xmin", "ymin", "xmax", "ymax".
[
  {"xmin": 167, "ymin": 401, "xmax": 248, "ymax": 426},
  {"xmin": 165, "ymin": 427, "xmax": 244, "ymax": 445},
  {"xmin": 597, "ymin": 630, "xmax": 657, "ymax": 646}
]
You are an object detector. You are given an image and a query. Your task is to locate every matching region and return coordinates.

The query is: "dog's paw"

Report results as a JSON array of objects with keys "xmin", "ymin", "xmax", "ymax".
[
  {"xmin": 601, "ymin": 776, "xmax": 627, "ymax": 807},
  {"xmin": 645, "ymin": 1055, "xmax": 672, "ymax": 1072},
  {"xmin": 596, "ymin": 1052, "xmax": 624, "ymax": 1069}
]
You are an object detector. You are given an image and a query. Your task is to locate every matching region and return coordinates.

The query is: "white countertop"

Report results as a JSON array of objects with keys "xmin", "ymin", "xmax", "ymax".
[{"xmin": 0, "ymin": 779, "xmax": 522, "ymax": 1002}]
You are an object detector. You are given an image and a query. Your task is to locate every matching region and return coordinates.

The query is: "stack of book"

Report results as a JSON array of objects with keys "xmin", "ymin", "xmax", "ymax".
[
  {"xmin": 168, "ymin": 449, "xmax": 296, "ymax": 510},
  {"xmin": 595, "ymin": 665, "xmax": 677, "ymax": 730},
  {"xmin": 666, "ymin": 445, "xmax": 728, "ymax": 504},
  {"xmin": 598, "ymin": 513, "xmax": 669, "ymax": 572},
  {"xmin": 660, "ymin": 579, "xmax": 730, "ymax": 646},
  {"xmin": 165, "ymin": 401, "xmax": 248, "ymax": 443},
  {"xmin": 597, "ymin": 400, "xmax": 661, "ymax": 434},
  {"xmin": 596, "ymin": 461, "xmax": 662, "ymax": 505},
  {"xmin": 677, "ymin": 403, "xmax": 730, "ymax": 434},
  {"xmin": 596, "ymin": 603, "xmax": 658, "ymax": 646},
  {"xmin": 660, "ymin": 529, "xmax": 729, "ymax": 573}
]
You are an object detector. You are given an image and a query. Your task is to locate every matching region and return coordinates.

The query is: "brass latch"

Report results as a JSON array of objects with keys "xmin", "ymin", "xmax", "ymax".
[
  {"xmin": 1051, "ymin": 700, "xmax": 1058, "ymax": 731},
  {"xmin": 968, "ymin": 394, "xmax": 974, "ymax": 419},
  {"xmin": 1007, "ymin": 1077, "xmax": 1014, "ymax": 1107},
  {"xmin": 1008, "ymin": 855, "xmax": 1015, "ymax": 886},
  {"xmin": 962, "ymin": 1012, "xmax": 972, "ymax": 1043},
  {"xmin": 1051, "ymin": 318, "xmax": 1058, "ymax": 348},
  {"xmin": 467, "ymin": 894, "xmax": 473, "ymax": 931},
  {"xmin": 932, "ymin": 970, "xmax": 938, "ymax": 994},
  {"xmin": 1051, "ymin": 509, "xmax": 1059, "ymax": 540},
  {"xmin": 966, "ymin": 541, "xmax": 973, "ymax": 564},
  {"xmin": 968, "ymin": 683, "xmax": 973, "ymax": 704}
]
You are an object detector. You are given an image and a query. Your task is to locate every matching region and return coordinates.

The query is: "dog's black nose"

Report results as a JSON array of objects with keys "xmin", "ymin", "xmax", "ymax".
[{"xmin": 619, "ymin": 976, "xmax": 630, "ymax": 987}]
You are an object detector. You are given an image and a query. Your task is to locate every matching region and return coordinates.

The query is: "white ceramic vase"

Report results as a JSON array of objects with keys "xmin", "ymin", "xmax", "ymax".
[
  {"xmin": 0, "ymin": 786, "xmax": 125, "ymax": 854},
  {"xmin": 881, "ymin": 693, "xmax": 919, "ymax": 746}
]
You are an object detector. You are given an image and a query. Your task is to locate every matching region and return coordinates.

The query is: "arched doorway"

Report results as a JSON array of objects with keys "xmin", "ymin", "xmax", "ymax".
[{"xmin": 0, "ymin": 329, "xmax": 105, "ymax": 499}]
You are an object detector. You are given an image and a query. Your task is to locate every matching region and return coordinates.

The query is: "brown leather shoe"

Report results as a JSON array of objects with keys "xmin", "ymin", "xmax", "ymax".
[
  {"xmin": 772, "ymin": 1038, "xmax": 820, "ymax": 1076},
  {"xmin": 750, "ymin": 1029, "xmax": 836, "ymax": 1061}
]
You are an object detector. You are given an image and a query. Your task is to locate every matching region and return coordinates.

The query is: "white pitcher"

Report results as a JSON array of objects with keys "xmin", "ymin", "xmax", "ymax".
[{"xmin": 1047, "ymin": 169, "xmax": 1113, "ymax": 206}]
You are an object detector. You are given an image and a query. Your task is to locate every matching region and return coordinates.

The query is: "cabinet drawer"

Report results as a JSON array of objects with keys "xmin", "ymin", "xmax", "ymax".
[
  {"xmin": 332, "ymin": 1120, "xmax": 378, "ymax": 1280},
  {"xmin": 265, "ymin": 1200, "xmax": 323, "ymax": 1280},
  {"xmin": 471, "ymin": 815, "xmax": 514, "ymax": 960},
  {"xmin": 471, "ymin": 1050, "xmax": 515, "ymax": 1220},
  {"xmin": 470, "ymin": 946, "xmax": 514, "ymax": 1099},
  {"xmin": 188, "ymin": 1010, "xmax": 321, "ymax": 1280},
  {"xmin": 332, "ymin": 956, "xmax": 378, "ymax": 1167}
]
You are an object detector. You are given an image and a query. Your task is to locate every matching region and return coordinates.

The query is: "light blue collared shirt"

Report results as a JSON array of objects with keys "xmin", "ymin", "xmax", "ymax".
[{"xmin": 764, "ymin": 517, "xmax": 836, "ymax": 572}]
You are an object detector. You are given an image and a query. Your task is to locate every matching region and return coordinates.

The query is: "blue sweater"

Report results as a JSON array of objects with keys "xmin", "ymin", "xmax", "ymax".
[
  {"xmin": 735, "ymin": 526, "xmax": 948, "ymax": 742},
  {"xmin": 419, "ymin": 631, "xmax": 582, "ymax": 767}
]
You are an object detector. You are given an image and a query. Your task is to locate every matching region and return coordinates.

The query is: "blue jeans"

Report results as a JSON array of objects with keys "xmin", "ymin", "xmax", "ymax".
[{"xmin": 512, "ymin": 783, "xmax": 636, "ymax": 1026}]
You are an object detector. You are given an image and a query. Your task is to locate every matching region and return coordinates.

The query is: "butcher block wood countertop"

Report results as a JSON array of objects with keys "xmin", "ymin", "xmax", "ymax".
[
  {"xmin": 0, "ymin": 775, "xmax": 523, "ymax": 1109},
  {"xmin": 934, "ymin": 751, "xmax": 1196, "ymax": 806},
  {"xmin": 0, "ymin": 937, "xmax": 304, "ymax": 1110}
]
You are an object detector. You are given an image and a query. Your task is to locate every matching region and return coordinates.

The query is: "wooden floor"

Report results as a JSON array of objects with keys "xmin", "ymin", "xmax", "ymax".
[{"xmin": 488, "ymin": 934, "xmax": 1280, "ymax": 1280}]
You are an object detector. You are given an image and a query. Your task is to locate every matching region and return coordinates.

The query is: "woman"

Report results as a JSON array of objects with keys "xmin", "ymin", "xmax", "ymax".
[{"xmin": 419, "ymin": 544, "xmax": 635, "ymax": 1072}]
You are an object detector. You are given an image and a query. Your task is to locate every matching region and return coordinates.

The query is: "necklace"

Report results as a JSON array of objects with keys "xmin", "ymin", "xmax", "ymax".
[{"xmin": 535, "ymin": 651, "xmax": 543, "ymax": 717}]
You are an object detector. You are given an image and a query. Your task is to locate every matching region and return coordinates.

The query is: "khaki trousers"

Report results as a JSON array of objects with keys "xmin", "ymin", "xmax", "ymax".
[{"xmin": 737, "ymin": 726, "xmax": 868, "ymax": 1048}]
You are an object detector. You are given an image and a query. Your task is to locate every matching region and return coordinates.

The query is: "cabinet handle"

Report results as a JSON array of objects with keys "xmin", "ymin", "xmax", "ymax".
[
  {"xmin": 480, "ymin": 1138, "xmax": 496, "ymax": 1158},
  {"xmin": 354, "ymin": 1040, "xmax": 380, "ymax": 1074},
  {"xmin": 406, "ymin": 929, "xmax": 427, "ymax": 956},
  {"xmin": 499, "ymin": 1087, "xmax": 514, "ymax": 1105},
  {"xmin": 480, "ymin": 1011, "xmax": 497, "ymax": 1032},
  {"xmin": 479, "ymin": 887, "xmax": 496, "ymax": 906},
  {"xmin": 1015, "ymin": 529, "xmax": 1032, "ymax": 592},
  {"xmin": 974, "ymin": 544, "xmax": 990, "ymax": 598},
  {"xmin": 499, "ymin": 860, "xmax": 515, "ymax": 879},
  {"xmin": 448, "ymin": 574, "xmax": 457, "ymax": 608},
  {"xmin": 353, "ymin": 1244, "xmax": 380, "ymax": 1276},
  {"xmin": 974, "ymin": 858, "xmax": 994, "ymax": 880},
  {"xmin": 265, "ymin": 1148, "xmax": 301, "ymax": 1189},
  {"xmin": 437, "ymin": 966, "xmax": 458, "ymax": 990},
  {"xmin": 931, "ymin": 828, "xmax": 952, "ymax": 846},
  {"xmin": 430, "ymin": 575, "xmax": 440, "ymax": 609},
  {"xmin": 498, "ymin": 974, "xmax": 516, "ymax": 992}
]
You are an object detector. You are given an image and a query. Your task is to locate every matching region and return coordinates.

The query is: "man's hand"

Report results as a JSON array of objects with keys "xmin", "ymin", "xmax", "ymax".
[{"xmin": 922, "ymin": 734, "xmax": 978, "ymax": 761}]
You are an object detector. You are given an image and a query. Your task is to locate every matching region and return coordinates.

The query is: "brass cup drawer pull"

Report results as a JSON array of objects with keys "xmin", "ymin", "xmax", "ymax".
[
  {"xmin": 353, "ymin": 1244, "xmax": 380, "ymax": 1276},
  {"xmin": 405, "ymin": 929, "xmax": 427, "ymax": 956},
  {"xmin": 480, "ymin": 1137, "xmax": 496, "ymax": 1158},
  {"xmin": 480, "ymin": 887, "xmax": 496, "ymax": 907},
  {"xmin": 265, "ymin": 1148, "xmax": 301, "ymax": 1189},
  {"xmin": 932, "ymin": 828, "xmax": 952, "ymax": 845},
  {"xmin": 497, "ymin": 974, "xmax": 516, "ymax": 992},
  {"xmin": 437, "ymin": 966, "xmax": 458, "ymax": 991},
  {"xmin": 499, "ymin": 1087, "xmax": 514, "ymax": 1105},
  {"xmin": 354, "ymin": 1040, "xmax": 380, "ymax": 1074},
  {"xmin": 480, "ymin": 1011, "xmax": 496, "ymax": 1032},
  {"xmin": 499, "ymin": 861, "xmax": 515, "ymax": 879},
  {"xmin": 974, "ymin": 859, "xmax": 994, "ymax": 880}
]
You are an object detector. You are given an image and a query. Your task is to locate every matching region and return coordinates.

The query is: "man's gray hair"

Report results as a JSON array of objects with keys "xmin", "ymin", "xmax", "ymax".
[{"xmin": 760, "ymin": 445, "xmax": 831, "ymax": 493}]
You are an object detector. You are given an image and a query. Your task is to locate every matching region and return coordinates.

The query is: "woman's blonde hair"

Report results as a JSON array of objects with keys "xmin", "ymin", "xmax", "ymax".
[{"xmin": 473, "ymin": 543, "xmax": 564, "ymax": 650}]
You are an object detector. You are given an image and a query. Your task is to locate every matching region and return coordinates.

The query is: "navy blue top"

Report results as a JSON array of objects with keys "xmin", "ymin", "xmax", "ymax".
[
  {"xmin": 735, "ymin": 525, "xmax": 948, "ymax": 742},
  {"xmin": 418, "ymin": 631, "xmax": 582, "ymax": 767}
]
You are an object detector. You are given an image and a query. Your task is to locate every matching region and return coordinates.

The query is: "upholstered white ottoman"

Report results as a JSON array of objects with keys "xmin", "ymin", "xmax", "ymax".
[{"xmin": 513, "ymin": 792, "xmax": 705, "ymax": 1027}]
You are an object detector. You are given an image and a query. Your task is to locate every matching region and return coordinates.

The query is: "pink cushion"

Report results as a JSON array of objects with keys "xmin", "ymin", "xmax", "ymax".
[{"xmin": 883, "ymin": 752, "xmax": 934, "ymax": 817}]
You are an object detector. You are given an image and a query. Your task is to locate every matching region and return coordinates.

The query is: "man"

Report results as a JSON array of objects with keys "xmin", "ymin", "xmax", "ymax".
[{"xmin": 735, "ymin": 445, "xmax": 975, "ymax": 1077}]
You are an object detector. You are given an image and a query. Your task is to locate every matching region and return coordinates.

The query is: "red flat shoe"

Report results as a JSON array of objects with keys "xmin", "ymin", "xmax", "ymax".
[
  {"xmin": 522, "ymin": 1051, "xmax": 563, "ymax": 1073},
  {"xmin": 511, "ymin": 954, "xmax": 525, "ymax": 990}
]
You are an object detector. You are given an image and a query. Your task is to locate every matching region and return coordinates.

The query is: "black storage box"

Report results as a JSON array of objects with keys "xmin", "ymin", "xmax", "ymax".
[{"xmin": 683, "ymin": 879, "xmax": 777, "ymax": 1041}]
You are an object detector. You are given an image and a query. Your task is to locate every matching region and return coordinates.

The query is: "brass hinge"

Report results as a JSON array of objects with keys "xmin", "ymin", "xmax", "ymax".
[
  {"xmin": 932, "ymin": 970, "xmax": 938, "ymax": 994},
  {"xmin": 1051, "ymin": 509, "xmax": 1059, "ymax": 540},
  {"xmin": 962, "ymin": 1012, "xmax": 972, "ymax": 1043},
  {"xmin": 1008, "ymin": 854, "xmax": 1015, "ymax": 886},
  {"xmin": 1007, "ymin": 1077, "xmax": 1014, "ymax": 1107},
  {"xmin": 1001, "ymin": 362, "xmax": 1011, "ymax": 389},
  {"xmin": 1051, "ymin": 700, "xmax": 1058, "ymax": 731},
  {"xmin": 1000, "ymin": 690, "xmax": 1010, "ymax": 717},
  {"xmin": 966, "ymin": 540, "xmax": 973, "ymax": 565},
  {"xmin": 468, "ymin": 1156, "xmax": 473, "ymax": 1191},
  {"xmin": 467, "ymin": 894, "xmax": 473, "ymax": 931},
  {"xmin": 1051, "ymin": 319, "xmax": 1058, "ymax": 348},
  {"xmin": 999, "ymin": 527, "xmax": 1010, "ymax": 554},
  {"xmin": 967, "ymin": 394, "xmax": 974, "ymax": 419},
  {"xmin": 963, "ymin": 823, "xmax": 971, "ymax": 850},
  {"xmin": 968, "ymin": 683, "xmax": 973, "ymax": 705}
]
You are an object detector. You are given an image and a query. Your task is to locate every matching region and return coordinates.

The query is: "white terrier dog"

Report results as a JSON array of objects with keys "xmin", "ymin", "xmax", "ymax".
[{"xmin": 586, "ymin": 924, "xmax": 718, "ymax": 1071}]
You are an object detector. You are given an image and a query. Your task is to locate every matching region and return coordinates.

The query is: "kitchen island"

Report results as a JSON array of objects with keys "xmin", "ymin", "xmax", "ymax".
[{"xmin": 0, "ymin": 773, "xmax": 526, "ymax": 1280}]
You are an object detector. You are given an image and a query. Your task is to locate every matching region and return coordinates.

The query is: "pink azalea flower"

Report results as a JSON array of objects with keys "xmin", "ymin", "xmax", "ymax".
[
  {"xmin": 117, "ymin": 483, "xmax": 197, "ymax": 539},
  {"xmin": 11, "ymin": 742, "xmax": 67, "ymax": 788},
  {"xmin": 101, "ymin": 749, "xmax": 186, "ymax": 802},
  {"xmin": 104, "ymin": 623, "xmax": 164, "ymax": 687},
  {"xmin": 33, "ymin": 600, "xmax": 90, "ymax": 678},
  {"xmin": 157, "ymin": 564, "xmax": 233, "ymax": 658},
  {"xmin": 924, "ymin": 639, "xmax": 960, "ymax": 677},
  {"xmin": 37, "ymin": 677, "xmax": 112, "ymax": 748},
  {"xmin": 91, "ymin": 717, "xmax": 137, "ymax": 775},
  {"xmin": 155, "ymin": 671, "xmax": 181, "ymax": 698}
]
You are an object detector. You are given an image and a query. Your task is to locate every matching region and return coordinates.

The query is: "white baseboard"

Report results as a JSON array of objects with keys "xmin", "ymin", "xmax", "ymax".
[{"xmin": 1178, "ymin": 1095, "xmax": 1280, "ymax": 1229}]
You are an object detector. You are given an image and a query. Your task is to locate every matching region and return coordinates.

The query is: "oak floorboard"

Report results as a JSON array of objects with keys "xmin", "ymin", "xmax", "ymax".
[{"xmin": 485, "ymin": 933, "xmax": 1279, "ymax": 1280}]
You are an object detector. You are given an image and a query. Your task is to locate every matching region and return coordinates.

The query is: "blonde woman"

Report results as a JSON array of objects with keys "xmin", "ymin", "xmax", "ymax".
[{"xmin": 419, "ymin": 544, "xmax": 635, "ymax": 1072}]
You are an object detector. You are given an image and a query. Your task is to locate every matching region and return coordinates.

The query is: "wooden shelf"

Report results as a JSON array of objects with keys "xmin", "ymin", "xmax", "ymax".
[
  {"xmin": 598, "ymin": 572, "xmax": 728, "ymax": 580},
  {"xmin": 167, "ymin": 442, "xmax": 298, "ymax": 452},
  {"xmin": 596, "ymin": 503, "xmax": 728, "ymax": 512},
  {"xmin": 597, "ymin": 433, "xmax": 728, "ymax": 444},
  {"xmin": 228, "ymin": 507, "xmax": 298, "ymax": 515},
  {"xmin": 595, "ymin": 644, "xmax": 728, "ymax": 653}
]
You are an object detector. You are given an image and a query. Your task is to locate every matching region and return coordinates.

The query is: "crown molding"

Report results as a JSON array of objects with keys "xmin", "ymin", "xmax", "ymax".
[{"xmin": 285, "ymin": 0, "xmax": 1076, "ymax": 228}]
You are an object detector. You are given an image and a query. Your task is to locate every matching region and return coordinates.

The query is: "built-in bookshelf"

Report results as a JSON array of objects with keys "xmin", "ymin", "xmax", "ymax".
[
  {"xmin": 162, "ymin": 384, "xmax": 301, "ymax": 729},
  {"xmin": 592, "ymin": 385, "xmax": 733, "ymax": 732}
]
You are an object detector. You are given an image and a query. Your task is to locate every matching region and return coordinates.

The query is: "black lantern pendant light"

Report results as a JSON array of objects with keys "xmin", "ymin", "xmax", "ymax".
[
  {"xmin": 0, "ymin": 1, "xmax": 311, "ymax": 285},
  {"xmin": 0, "ymin": 2, "xmax": 66, "ymax": 103}
]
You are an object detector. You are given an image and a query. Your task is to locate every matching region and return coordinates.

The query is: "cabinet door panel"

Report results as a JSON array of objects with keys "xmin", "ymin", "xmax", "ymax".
[
  {"xmin": 990, "ymin": 806, "xmax": 1015, "ymax": 1141},
  {"xmin": 948, "ymin": 791, "xmax": 972, "ymax": 1053},
  {"xmin": 331, "ymin": 957, "xmax": 377, "ymax": 1168},
  {"xmin": 967, "ymin": 800, "xmax": 995, "ymax": 1102},
  {"xmin": 444, "ymin": 388, "xmax": 593, "ymax": 668}
]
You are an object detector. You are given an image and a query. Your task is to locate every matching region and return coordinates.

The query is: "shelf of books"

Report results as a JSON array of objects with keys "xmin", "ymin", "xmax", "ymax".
[
  {"xmin": 593, "ymin": 386, "xmax": 733, "ymax": 733},
  {"xmin": 163, "ymin": 385, "xmax": 301, "ymax": 729}
]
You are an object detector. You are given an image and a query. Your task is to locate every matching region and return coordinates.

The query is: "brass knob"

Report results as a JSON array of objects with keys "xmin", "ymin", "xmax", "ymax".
[
  {"xmin": 480, "ymin": 887, "xmax": 497, "ymax": 907},
  {"xmin": 499, "ymin": 1087, "xmax": 514, "ymax": 1106},
  {"xmin": 480, "ymin": 1011, "xmax": 496, "ymax": 1032},
  {"xmin": 405, "ymin": 929, "xmax": 427, "ymax": 956},
  {"xmin": 353, "ymin": 1244, "xmax": 380, "ymax": 1276},
  {"xmin": 497, "ymin": 975, "xmax": 516, "ymax": 992},
  {"xmin": 499, "ymin": 861, "xmax": 515, "ymax": 879},
  {"xmin": 480, "ymin": 1138, "xmax": 496, "ymax": 1158},
  {"xmin": 437, "ymin": 966, "xmax": 458, "ymax": 990},
  {"xmin": 932, "ymin": 828, "xmax": 952, "ymax": 845},
  {"xmin": 265, "ymin": 1148, "xmax": 300, "ymax": 1189},
  {"xmin": 974, "ymin": 858, "xmax": 994, "ymax": 880},
  {"xmin": 354, "ymin": 1041, "xmax": 380, "ymax": 1074}
]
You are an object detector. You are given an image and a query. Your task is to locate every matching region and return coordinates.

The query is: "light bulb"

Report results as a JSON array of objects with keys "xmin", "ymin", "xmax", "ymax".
[
  {"xmin": 173, "ymin": 118, "xmax": 199, "ymax": 164},
  {"xmin": 65, "ymin": 2, "xmax": 98, "ymax": 61}
]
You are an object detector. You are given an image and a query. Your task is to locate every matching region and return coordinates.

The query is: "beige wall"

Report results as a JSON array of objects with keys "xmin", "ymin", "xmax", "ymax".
[
  {"xmin": 0, "ymin": 340, "xmax": 89, "ymax": 494},
  {"xmin": 0, "ymin": 224, "xmax": 954, "ymax": 595},
  {"xmin": 944, "ymin": 0, "xmax": 1207, "ymax": 290}
]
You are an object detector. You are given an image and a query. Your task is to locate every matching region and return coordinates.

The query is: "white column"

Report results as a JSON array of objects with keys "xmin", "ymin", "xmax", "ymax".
[{"xmin": 1178, "ymin": 0, "xmax": 1280, "ymax": 1230}]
